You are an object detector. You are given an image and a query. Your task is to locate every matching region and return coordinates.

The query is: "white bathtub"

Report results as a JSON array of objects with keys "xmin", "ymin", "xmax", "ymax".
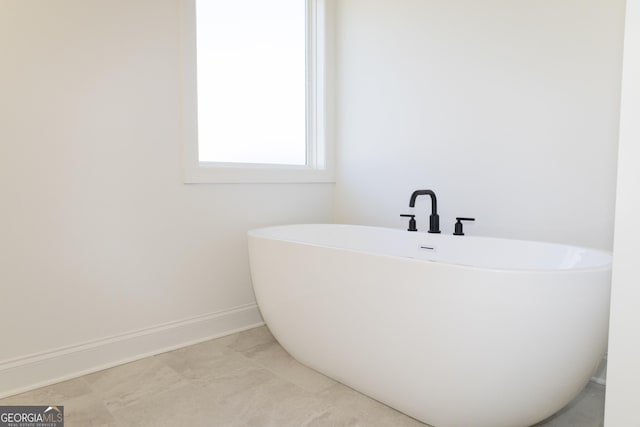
[{"xmin": 247, "ymin": 224, "xmax": 612, "ymax": 427}]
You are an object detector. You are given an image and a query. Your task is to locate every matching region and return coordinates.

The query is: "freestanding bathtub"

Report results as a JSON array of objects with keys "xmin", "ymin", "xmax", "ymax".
[{"xmin": 247, "ymin": 224, "xmax": 612, "ymax": 427}]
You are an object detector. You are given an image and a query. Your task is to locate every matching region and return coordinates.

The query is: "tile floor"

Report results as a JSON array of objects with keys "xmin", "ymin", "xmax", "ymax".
[{"xmin": 0, "ymin": 326, "xmax": 605, "ymax": 427}]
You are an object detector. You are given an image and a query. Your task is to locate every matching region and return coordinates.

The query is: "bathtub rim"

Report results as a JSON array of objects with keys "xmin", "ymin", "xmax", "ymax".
[{"xmin": 248, "ymin": 223, "xmax": 613, "ymax": 275}]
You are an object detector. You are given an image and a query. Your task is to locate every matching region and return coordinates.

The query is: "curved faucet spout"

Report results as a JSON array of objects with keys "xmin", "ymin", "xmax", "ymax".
[
  {"xmin": 409, "ymin": 189, "xmax": 440, "ymax": 233},
  {"xmin": 409, "ymin": 189, "xmax": 437, "ymax": 212}
]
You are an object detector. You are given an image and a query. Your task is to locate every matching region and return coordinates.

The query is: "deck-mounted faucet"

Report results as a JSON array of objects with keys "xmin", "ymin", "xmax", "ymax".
[{"xmin": 409, "ymin": 189, "xmax": 440, "ymax": 233}]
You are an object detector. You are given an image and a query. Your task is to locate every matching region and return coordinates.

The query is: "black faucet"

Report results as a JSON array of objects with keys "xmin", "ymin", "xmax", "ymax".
[{"xmin": 409, "ymin": 189, "xmax": 440, "ymax": 233}]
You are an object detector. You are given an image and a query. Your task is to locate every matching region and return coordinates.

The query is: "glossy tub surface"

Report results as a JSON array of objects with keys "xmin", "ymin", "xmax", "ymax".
[{"xmin": 248, "ymin": 224, "xmax": 612, "ymax": 427}]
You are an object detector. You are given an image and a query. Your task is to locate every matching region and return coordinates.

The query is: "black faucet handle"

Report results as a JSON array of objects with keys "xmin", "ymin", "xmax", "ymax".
[
  {"xmin": 400, "ymin": 214, "xmax": 417, "ymax": 232},
  {"xmin": 453, "ymin": 217, "xmax": 475, "ymax": 236}
]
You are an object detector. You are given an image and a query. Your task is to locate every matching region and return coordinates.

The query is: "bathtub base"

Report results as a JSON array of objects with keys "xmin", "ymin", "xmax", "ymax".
[{"xmin": 248, "ymin": 225, "xmax": 611, "ymax": 427}]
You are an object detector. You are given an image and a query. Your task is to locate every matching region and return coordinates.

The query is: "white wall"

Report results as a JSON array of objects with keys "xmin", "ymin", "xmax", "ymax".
[
  {"xmin": 334, "ymin": 0, "xmax": 625, "ymax": 250},
  {"xmin": 604, "ymin": 0, "xmax": 640, "ymax": 425},
  {"xmin": 0, "ymin": 0, "xmax": 332, "ymax": 395}
]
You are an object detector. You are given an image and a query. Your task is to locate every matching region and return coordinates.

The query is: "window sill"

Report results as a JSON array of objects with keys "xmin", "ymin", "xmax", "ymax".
[{"xmin": 183, "ymin": 162, "xmax": 335, "ymax": 184}]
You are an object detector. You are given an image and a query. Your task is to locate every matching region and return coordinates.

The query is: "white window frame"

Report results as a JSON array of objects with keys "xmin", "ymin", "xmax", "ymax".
[{"xmin": 180, "ymin": 0, "xmax": 333, "ymax": 184}]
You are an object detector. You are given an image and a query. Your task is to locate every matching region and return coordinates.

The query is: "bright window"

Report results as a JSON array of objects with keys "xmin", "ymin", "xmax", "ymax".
[{"xmin": 181, "ymin": 0, "xmax": 332, "ymax": 183}]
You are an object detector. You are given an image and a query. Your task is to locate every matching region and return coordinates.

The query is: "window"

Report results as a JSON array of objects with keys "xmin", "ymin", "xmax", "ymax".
[{"xmin": 180, "ymin": 0, "xmax": 332, "ymax": 183}]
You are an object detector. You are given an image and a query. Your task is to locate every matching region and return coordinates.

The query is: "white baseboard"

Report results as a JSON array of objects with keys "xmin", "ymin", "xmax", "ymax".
[{"xmin": 0, "ymin": 303, "xmax": 264, "ymax": 399}]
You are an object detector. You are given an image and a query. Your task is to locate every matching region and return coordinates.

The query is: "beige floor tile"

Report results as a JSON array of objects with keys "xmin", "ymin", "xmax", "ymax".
[
  {"xmin": 316, "ymin": 383, "xmax": 429, "ymax": 427},
  {"xmin": 63, "ymin": 393, "xmax": 119, "ymax": 427},
  {"xmin": 241, "ymin": 340, "xmax": 337, "ymax": 393},
  {"xmin": 156, "ymin": 340, "xmax": 257, "ymax": 384},
  {"xmin": 84, "ymin": 357, "xmax": 189, "ymax": 411},
  {"xmin": 200, "ymin": 365, "xmax": 284, "ymax": 403},
  {"xmin": 304, "ymin": 410, "xmax": 428, "ymax": 427},
  {"xmin": 534, "ymin": 382, "xmax": 605, "ymax": 427},
  {"xmin": 215, "ymin": 325, "xmax": 276, "ymax": 352},
  {"xmin": 201, "ymin": 365, "xmax": 334, "ymax": 427},
  {"xmin": 0, "ymin": 377, "xmax": 92, "ymax": 406},
  {"xmin": 110, "ymin": 383, "xmax": 247, "ymax": 427}
]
